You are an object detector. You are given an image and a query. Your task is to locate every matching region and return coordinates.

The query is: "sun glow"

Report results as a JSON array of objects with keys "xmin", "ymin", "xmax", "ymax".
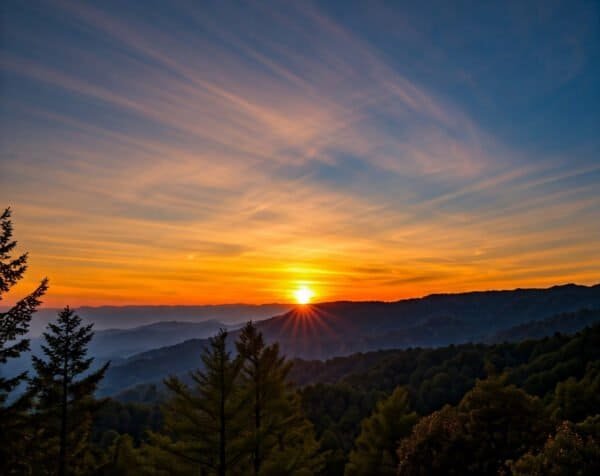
[{"xmin": 294, "ymin": 286, "xmax": 314, "ymax": 305}]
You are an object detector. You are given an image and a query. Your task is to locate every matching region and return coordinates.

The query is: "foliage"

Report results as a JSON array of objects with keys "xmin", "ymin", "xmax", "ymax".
[
  {"xmin": 235, "ymin": 322, "xmax": 322, "ymax": 475},
  {"xmin": 509, "ymin": 420, "xmax": 600, "ymax": 475},
  {"xmin": 92, "ymin": 399, "xmax": 163, "ymax": 445},
  {"xmin": 396, "ymin": 376, "xmax": 547, "ymax": 475},
  {"xmin": 549, "ymin": 361, "xmax": 600, "ymax": 422},
  {"xmin": 457, "ymin": 377, "xmax": 548, "ymax": 474},
  {"xmin": 396, "ymin": 405, "xmax": 466, "ymax": 476},
  {"xmin": 87, "ymin": 324, "xmax": 600, "ymax": 476},
  {"xmin": 345, "ymin": 386, "xmax": 417, "ymax": 476},
  {"xmin": 292, "ymin": 324, "xmax": 600, "ymax": 475},
  {"xmin": 29, "ymin": 307, "xmax": 109, "ymax": 476},
  {"xmin": 133, "ymin": 324, "xmax": 322, "ymax": 476},
  {"xmin": 149, "ymin": 329, "xmax": 246, "ymax": 476},
  {"xmin": 0, "ymin": 207, "xmax": 48, "ymax": 475}
]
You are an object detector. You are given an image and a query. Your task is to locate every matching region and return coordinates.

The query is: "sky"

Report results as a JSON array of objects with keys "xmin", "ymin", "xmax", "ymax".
[{"xmin": 1, "ymin": 0, "xmax": 599, "ymax": 307}]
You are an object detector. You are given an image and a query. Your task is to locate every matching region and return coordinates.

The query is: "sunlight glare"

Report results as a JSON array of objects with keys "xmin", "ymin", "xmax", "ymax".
[{"xmin": 294, "ymin": 286, "xmax": 314, "ymax": 305}]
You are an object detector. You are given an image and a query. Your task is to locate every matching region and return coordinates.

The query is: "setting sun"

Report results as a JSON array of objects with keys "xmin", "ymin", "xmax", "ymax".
[{"xmin": 294, "ymin": 286, "xmax": 314, "ymax": 305}]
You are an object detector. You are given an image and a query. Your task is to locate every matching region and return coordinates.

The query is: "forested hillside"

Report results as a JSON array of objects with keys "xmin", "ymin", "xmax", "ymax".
[
  {"xmin": 91, "ymin": 323, "xmax": 600, "ymax": 475},
  {"xmin": 99, "ymin": 303, "xmax": 600, "ymax": 395},
  {"xmin": 259, "ymin": 285, "xmax": 600, "ymax": 357},
  {"xmin": 489, "ymin": 308, "xmax": 600, "ymax": 342}
]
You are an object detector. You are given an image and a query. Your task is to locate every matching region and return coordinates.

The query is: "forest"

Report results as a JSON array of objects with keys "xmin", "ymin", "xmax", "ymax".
[{"xmin": 2, "ymin": 205, "xmax": 599, "ymax": 476}]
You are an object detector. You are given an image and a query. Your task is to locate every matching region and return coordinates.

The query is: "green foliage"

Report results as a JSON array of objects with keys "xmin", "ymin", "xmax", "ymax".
[
  {"xmin": 345, "ymin": 386, "xmax": 417, "ymax": 476},
  {"xmin": 300, "ymin": 382, "xmax": 384, "ymax": 471},
  {"xmin": 140, "ymin": 324, "xmax": 322, "ymax": 476},
  {"xmin": 397, "ymin": 377, "xmax": 547, "ymax": 475},
  {"xmin": 292, "ymin": 325, "xmax": 600, "ymax": 474},
  {"xmin": 509, "ymin": 326, "xmax": 600, "ymax": 397},
  {"xmin": 18, "ymin": 323, "xmax": 600, "ymax": 476},
  {"xmin": 315, "ymin": 429, "xmax": 345, "ymax": 476},
  {"xmin": 92, "ymin": 399, "xmax": 163, "ymax": 445},
  {"xmin": 118, "ymin": 324, "xmax": 594, "ymax": 476},
  {"xmin": 458, "ymin": 377, "xmax": 548, "ymax": 474},
  {"xmin": 0, "ymin": 207, "xmax": 48, "ymax": 475},
  {"xmin": 236, "ymin": 322, "xmax": 322, "ymax": 475},
  {"xmin": 150, "ymin": 328, "xmax": 246, "ymax": 476},
  {"xmin": 549, "ymin": 361, "xmax": 600, "ymax": 422},
  {"xmin": 29, "ymin": 306, "xmax": 109, "ymax": 476},
  {"xmin": 95, "ymin": 434, "xmax": 140, "ymax": 475},
  {"xmin": 93, "ymin": 433, "xmax": 191, "ymax": 476},
  {"xmin": 396, "ymin": 405, "xmax": 465, "ymax": 476},
  {"xmin": 509, "ymin": 420, "xmax": 600, "ymax": 475}
]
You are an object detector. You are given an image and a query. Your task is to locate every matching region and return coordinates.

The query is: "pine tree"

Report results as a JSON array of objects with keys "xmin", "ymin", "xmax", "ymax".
[
  {"xmin": 236, "ymin": 321, "xmax": 322, "ymax": 475},
  {"xmin": 0, "ymin": 207, "xmax": 48, "ymax": 474},
  {"xmin": 30, "ymin": 306, "xmax": 109, "ymax": 476},
  {"xmin": 155, "ymin": 329, "xmax": 246, "ymax": 476},
  {"xmin": 344, "ymin": 386, "xmax": 417, "ymax": 476}
]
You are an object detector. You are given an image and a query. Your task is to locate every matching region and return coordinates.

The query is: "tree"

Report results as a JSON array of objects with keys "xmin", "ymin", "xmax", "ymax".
[
  {"xmin": 30, "ymin": 306, "xmax": 109, "ymax": 476},
  {"xmin": 345, "ymin": 386, "xmax": 417, "ymax": 476},
  {"xmin": 397, "ymin": 377, "xmax": 547, "ymax": 475},
  {"xmin": 397, "ymin": 405, "xmax": 467, "ymax": 476},
  {"xmin": 0, "ymin": 207, "xmax": 48, "ymax": 474},
  {"xmin": 509, "ymin": 420, "xmax": 600, "ymax": 475},
  {"xmin": 93, "ymin": 433, "xmax": 139, "ymax": 476},
  {"xmin": 93, "ymin": 433, "xmax": 175, "ymax": 476},
  {"xmin": 154, "ymin": 329, "xmax": 246, "ymax": 476},
  {"xmin": 458, "ymin": 377, "xmax": 547, "ymax": 474},
  {"xmin": 550, "ymin": 361, "xmax": 600, "ymax": 422},
  {"xmin": 236, "ymin": 321, "xmax": 322, "ymax": 475}
]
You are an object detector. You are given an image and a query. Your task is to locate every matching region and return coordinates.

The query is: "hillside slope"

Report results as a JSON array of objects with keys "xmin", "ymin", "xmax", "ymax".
[{"xmin": 100, "ymin": 283, "xmax": 600, "ymax": 394}]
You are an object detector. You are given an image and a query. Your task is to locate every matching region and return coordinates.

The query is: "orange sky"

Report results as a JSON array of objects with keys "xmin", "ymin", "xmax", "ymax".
[
  {"xmin": 2, "ymin": 1, "xmax": 600, "ymax": 307},
  {"xmin": 8, "ymin": 205, "xmax": 599, "ymax": 307}
]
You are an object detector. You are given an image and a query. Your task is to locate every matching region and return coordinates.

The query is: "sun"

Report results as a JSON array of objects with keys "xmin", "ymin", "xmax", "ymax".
[{"xmin": 293, "ymin": 286, "xmax": 314, "ymax": 305}]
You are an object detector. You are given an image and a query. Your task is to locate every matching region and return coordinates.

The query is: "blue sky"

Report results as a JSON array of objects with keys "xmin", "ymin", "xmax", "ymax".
[{"xmin": 1, "ymin": 0, "xmax": 599, "ymax": 305}]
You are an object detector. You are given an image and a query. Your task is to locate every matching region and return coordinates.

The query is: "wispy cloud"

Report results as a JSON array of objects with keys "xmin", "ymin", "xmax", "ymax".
[{"xmin": 1, "ymin": 0, "xmax": 598, "ymax": 305}]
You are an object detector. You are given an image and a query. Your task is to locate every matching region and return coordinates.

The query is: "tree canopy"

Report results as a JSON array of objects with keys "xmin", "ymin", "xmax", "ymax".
[{"xmin": 0, "ymin": 207, "xmax": 48, "ymax": 475}]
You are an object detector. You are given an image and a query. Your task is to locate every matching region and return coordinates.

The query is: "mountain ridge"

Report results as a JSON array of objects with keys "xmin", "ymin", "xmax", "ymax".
[
  {"xmin": 23, "ymin": 303, "xmax": 292, "ymax": 336},
  {"xmin": 99, "ymin": 282, "xmax": 600, "ymax": 394}
]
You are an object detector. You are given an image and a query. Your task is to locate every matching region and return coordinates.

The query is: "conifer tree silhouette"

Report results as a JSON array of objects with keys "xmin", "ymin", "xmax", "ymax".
[
  {"xmin": 0, "ymin": 207, "xmax": 48, "ymax": 474},
  {"xmin": 157, "ymin": 329, "xmax": 246, "ymax": 476},
  {"xmin": 236, "ymin": 321, "xmax": 322, "ymax": 475},
  {"xmin": 31, "ymin": 307, "xmax": 109, "ymax": 476}
]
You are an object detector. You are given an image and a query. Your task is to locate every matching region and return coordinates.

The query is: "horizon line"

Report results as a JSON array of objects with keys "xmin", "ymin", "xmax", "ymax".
[{"xmin": 22, "ymin": 280, "xmax": 599, "ymax": 310}]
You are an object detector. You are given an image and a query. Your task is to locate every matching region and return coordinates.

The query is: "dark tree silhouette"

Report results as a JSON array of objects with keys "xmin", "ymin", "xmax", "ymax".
[
  {"xmin": 30, "ymin": 307, "xmax": 109, "ymax": 476},
  {"xmin": 345, "ymin": 386, "xmax": 417, "ymax": 476},
  {"xmin": 156, "ymin": 329, "xmax": 246, "ymax": 476},
  {"xmin": 236, "ymin": 321, "xmax": 322, "ymax": 475},
  {"xmin": 0, "ymin": 207, "xmax": 48, "ymax": 474}
]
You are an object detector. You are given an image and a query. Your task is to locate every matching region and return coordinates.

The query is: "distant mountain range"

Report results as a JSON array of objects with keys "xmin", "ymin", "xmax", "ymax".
[
  {"xmin": 2, "ymin": 305, "xmax": 290, "ymax": 389},
  {"xmin": 1, "ymin": 319, "xmax": 240, "ymax": 388},
  {"xmin": 99, "ymin": 283, "xmax": 600, "ymax": 395},
  {"xmin": 27, "ymin": 303, "xmax": 292, "ymax": 336},
  {"xmin": 488, "ymin": 308, "xmax": 600, "ymax": 343},
  {"xmin": 257, "ymin": 283, "xmax": 600, "ymax": 357},
  {"xmin": 89, "ymin": 320, "xmax": 233, "ymax": 358}
]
